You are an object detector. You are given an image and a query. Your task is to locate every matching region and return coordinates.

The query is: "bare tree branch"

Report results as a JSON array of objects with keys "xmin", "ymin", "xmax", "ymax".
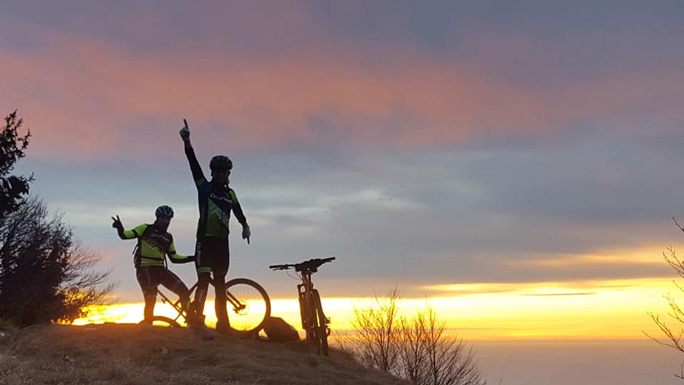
[
  {"xmin": 649, "ymin": 234, "xmax": 684, "ymax": 380},
  {"xmin": 351, "ymin": 291, "xmax": 486, "ymax": 385}
]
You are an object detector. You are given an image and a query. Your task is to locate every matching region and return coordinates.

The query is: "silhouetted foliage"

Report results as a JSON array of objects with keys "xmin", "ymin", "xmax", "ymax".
[
  {"xmin": 0, "ymin": 110, "xmax": 32, "ymax": 221},
  {"xmin": 0, "ymin": 111, "xmax": 111, "ymax": 325},
  {"xmin": 351, "ymin": 290, "xmax": 486, "ymax": 385},
  {"xmin": 0, "ymin": 197, "xmax": 112, "ymax": 326}
]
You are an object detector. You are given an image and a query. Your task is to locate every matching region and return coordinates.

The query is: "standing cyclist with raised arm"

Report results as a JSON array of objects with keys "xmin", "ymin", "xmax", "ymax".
[
  {"xmin": 111, "ymin": 205, "xmax": 195, "ymax": 325},
  {"xmin": 179, "ymin": 119, "xmax": 251, "ymax": 334}
]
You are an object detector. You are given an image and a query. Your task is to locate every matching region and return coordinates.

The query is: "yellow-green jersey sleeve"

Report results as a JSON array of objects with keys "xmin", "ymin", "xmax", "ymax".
[
  {"xmin": 123, "ymin": 224, "xmax": 147, "ymax": 240},
  {"xmin": 167, "ymin": 240, "xmax": 190, "ymax": 261}
]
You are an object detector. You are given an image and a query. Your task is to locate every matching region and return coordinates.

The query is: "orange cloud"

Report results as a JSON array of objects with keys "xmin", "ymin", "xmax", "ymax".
[{"xmin": 1, "ymin": 16, "xmax": 683, "ymax": 160}]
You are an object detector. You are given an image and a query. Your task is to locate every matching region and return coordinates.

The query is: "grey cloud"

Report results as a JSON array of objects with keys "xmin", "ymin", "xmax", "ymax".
[
  {"xmin": 18, "ymin": 126, "xmax": 684, "ymax": 298},
  {"xmin": 4, "ymin": 1, "xmax": 683, "ymax": 78},
  {"xmin": 4, "ymin": 1, "xmax": 684, "ymax": 301},
  {"xmin": 224, "ymin": 139, "xmax": 679, "ymax": 292}
]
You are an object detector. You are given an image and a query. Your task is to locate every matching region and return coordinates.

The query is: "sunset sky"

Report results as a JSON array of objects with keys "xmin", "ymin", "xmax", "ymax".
[{"xmin": 3, "ymin": 1, "xmax": 684, "ymax": 383}]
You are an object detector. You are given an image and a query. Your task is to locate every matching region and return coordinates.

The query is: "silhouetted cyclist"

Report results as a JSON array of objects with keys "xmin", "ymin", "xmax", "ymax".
[
  {"xmin": 111, "ymin": 205, "xmax": 195, "ymax": 325},
  {"xmin": 179, "ymin": 119, "xmax": 251, "ymax": 334}
]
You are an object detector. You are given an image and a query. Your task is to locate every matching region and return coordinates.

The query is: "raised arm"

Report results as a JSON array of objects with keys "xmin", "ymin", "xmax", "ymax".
[
  {"xmin": 111, "ymin": 215, "xmax": 127, "ymax": 239},
  {"xmin": 111, "ymin": 216, "xmax": 143, "ymax": 240},
  {"xmin": 180, "ymin": 119, "xmax": 205, "ymax": 184}
]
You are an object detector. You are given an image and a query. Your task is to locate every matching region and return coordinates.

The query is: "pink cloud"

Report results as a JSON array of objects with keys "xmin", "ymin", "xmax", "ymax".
[{"xmin": 1, "ymin": 16, "xmax": 682, "ymax": 160}]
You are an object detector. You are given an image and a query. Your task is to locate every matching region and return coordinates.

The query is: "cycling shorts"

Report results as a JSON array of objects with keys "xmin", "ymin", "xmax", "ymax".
[
  {"xmin": 135, "ymin": 266, "xmax": 188, "ymax": 297},
  {"xmin": 194, "ymin": 236, "xmax": 230, "ymax": 276}
]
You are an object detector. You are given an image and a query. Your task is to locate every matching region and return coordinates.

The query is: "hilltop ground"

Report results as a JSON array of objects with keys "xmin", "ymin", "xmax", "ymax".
[{"xmin": 0, "ymin": 323, "xmax": 407, "ymax": 385}]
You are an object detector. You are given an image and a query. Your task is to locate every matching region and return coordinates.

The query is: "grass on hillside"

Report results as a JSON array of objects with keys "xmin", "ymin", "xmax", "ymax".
[{"xmin": 0, "ymin": 324, "xmax": 408, "ymax": 385}]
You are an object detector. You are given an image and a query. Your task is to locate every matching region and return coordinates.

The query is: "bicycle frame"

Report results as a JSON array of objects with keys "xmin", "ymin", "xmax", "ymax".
[
  {"xmin": 156, "ymin": 282, "xmax": 198, "ymax": 325},
  {"xmin": 152, "ymin": 277, "xmax": 271, "ymax": 336}
]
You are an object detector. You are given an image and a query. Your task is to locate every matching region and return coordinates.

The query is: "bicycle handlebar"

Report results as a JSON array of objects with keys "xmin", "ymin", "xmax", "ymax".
[
  {"xmin": 269, "ymin": 264, "xmax": 295, "ymax": 271},
  {"xmin": 269, "ymin": 257, "xmax": 335, "ymax": 273}
]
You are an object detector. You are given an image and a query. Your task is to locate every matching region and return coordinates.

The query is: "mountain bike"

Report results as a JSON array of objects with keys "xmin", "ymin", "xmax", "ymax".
[
  {"xmin": 147, "ymin": 277, "xmax": 271, "ymax": 337},
  {"xmin": 269, "ymin": 257, "xmax": 335, "ymax": 355}
]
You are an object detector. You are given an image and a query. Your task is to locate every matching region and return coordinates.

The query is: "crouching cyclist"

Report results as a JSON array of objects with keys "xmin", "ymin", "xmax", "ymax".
[{"xmin": 111, "ymin": 205, "xmax": 195, "ymax": 325}]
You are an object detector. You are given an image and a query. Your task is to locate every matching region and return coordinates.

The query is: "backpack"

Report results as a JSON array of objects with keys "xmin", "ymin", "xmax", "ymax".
[{"xmin": 263, "ymin": 316, "xmax": 299, "ymax": 342}]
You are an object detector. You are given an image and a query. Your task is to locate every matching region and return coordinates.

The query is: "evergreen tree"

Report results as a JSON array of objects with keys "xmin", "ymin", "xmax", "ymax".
[{"xmin": 0, "ymin": 110, "xmax": 32, "ymax": 221}]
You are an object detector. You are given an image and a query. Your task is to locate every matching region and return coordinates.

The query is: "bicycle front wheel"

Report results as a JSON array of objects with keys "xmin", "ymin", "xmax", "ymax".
[
  {"xmin": 313, "ymin": 290, "xmax": 329, "ymax": 356},
  {"xmin": 225, "ymin": 278, "xmax": 271, "ymax": 337}
]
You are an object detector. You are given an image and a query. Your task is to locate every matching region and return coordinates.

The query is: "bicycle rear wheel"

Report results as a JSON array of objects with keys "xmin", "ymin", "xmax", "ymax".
[
  {"xmin": 225, "ymin": 278, "xmax": 271, "ymax": 337},
  {"xmin": 141, "ymin": 316, "xmax": 182, "ymax": 328}
]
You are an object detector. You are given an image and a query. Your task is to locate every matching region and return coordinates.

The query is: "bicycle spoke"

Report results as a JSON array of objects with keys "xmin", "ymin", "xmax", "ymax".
[{"xmin": 225, "ymin": 279, "xmax": 270, "ymax": 335}]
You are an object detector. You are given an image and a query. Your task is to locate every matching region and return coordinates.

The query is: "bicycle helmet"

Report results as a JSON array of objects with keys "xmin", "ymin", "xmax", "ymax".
[
  {"xmin": 210, "ymin": 155, "xmax": 232, "ymax": 171},
  {"xmin": 155, "ymin": 205, "xmax": 174, "ymax": 219}
]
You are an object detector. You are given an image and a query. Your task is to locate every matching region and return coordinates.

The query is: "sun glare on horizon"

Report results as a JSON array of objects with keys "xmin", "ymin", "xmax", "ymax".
[{"xmin": 73, "ymin": 276, "xmax": 676, "ymax": 341}]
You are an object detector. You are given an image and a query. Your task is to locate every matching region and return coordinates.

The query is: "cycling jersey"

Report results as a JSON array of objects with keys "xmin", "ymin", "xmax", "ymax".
[
  {"xmin": 121, "ymin": 223, "xmax": 191, "ymax": 267},
  {"xmin": 185, "ymin": 148, "xmax": 247, "ymax": 239}
]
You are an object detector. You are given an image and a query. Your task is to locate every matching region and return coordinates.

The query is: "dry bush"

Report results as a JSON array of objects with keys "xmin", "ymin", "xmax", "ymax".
[
  {"xmin": 351, "ymin": 290, "xmax": 486, "ymax": 385},
  {"xmin": 644, "ymin": 217, "xmax": 684, "ymax": 380},
  {"xmin": 418, "ymin": 309, "xmax": 484, "ymax": 385},
  {"xmin": 351, "ymin": 288, "xmax": 402, "ymax": 374},
  {"xmin": 398, "ymin": 309, "xmax": 428, "ymax": 383},
  {"xmin": 648, "ymin": 242, "xmax": 684, "ymax": 380}
]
